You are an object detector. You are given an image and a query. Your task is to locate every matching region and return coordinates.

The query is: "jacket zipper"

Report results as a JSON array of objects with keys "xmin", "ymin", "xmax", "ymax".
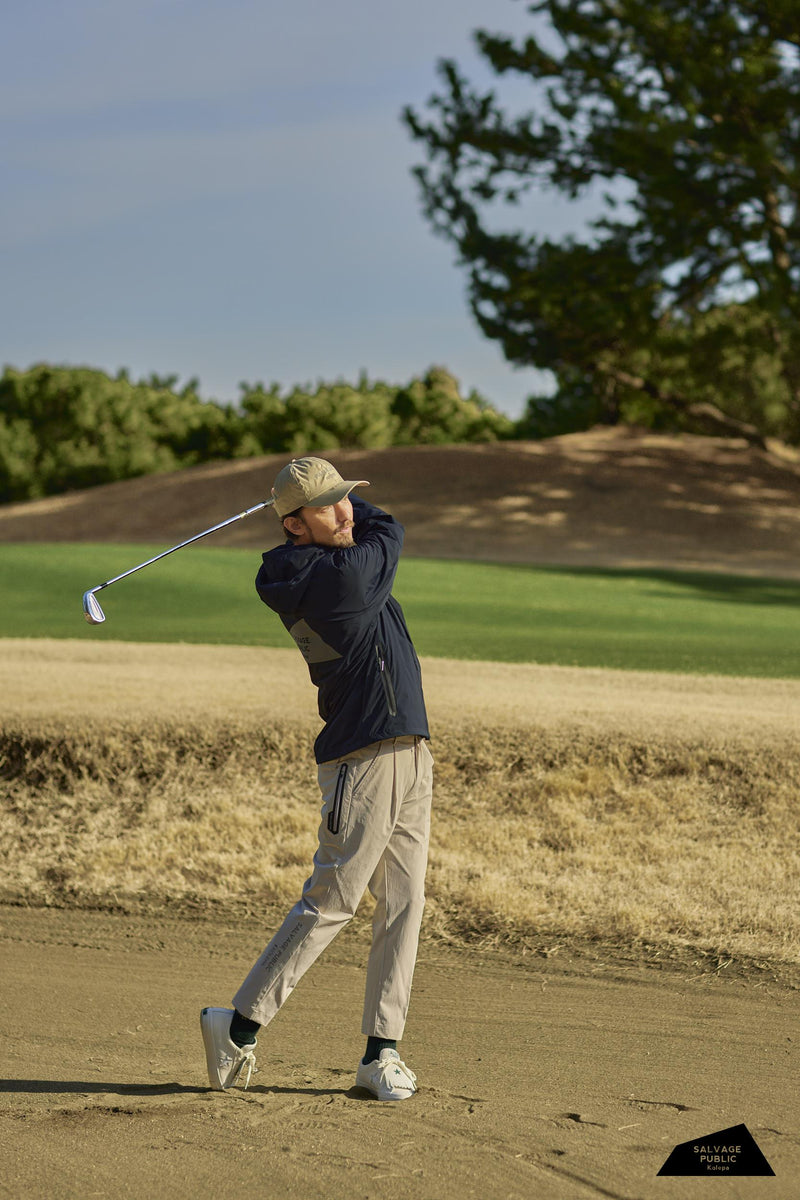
[
  {"xmin": 327, "ymin": 763, "xmax": 348, "ymax": 834},
  {"xmin": 375, "ymin": 642, "xmax": 398, "ymax": 717}
]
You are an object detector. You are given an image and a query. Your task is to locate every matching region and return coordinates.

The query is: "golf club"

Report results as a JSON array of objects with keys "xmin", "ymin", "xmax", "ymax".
[{"xmin": 82, "ymin": 497, "xmax": 275, "ymax": 624}]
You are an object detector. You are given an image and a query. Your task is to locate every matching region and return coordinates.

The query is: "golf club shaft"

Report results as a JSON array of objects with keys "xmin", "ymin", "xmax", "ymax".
[{"xmin": 89, "ymin": 498, "xmax": 274, "ymax": 594}]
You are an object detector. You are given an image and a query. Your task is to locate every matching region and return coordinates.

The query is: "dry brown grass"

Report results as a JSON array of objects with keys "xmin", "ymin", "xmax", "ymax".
[{"xmin": 2, "ymin": 640, "xmax": 799, "ymax": 970}]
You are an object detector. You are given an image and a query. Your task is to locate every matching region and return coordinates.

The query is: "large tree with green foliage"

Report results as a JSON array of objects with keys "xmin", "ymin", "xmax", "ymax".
[{"xmin": 404, "ymin": 0, "xmax": 800, "ymax": 444}]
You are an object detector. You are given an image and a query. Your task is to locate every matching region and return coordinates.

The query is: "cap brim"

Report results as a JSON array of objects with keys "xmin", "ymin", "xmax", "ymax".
[{"xmin": 305, "ymin": 479, "xmax": 370, "ymax": 508}]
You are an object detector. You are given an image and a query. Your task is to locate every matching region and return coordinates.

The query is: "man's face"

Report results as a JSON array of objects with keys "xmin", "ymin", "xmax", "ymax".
[{"xmin": 286, "ymin": 497, "xmax": 355, "ymax": 547}]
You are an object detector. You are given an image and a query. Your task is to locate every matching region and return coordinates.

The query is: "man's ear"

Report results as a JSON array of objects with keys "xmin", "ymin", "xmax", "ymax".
[{"xmin": 283, "ymin": 515, "xmax": 305, "ymax": 538}]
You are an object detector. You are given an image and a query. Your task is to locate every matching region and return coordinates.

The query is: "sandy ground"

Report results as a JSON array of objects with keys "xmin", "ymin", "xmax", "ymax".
[
  {"xmin": 6, "ymin": 638, "xmax": 800, "ymax": 747},
  {"xmin": 1, "ymin": 905, "xmax": 797, "ymax": 1200}
]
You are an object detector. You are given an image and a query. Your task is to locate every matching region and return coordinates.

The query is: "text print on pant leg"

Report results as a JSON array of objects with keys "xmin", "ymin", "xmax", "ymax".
[{"xmin": 255, "ymin": 920, "xmax": 306, "ymax": 978}]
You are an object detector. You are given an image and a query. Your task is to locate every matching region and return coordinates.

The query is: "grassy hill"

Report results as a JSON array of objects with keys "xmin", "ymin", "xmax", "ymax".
[{"xmin": 2, "ymin": 427, "xmax": 800, "ymax": 577}]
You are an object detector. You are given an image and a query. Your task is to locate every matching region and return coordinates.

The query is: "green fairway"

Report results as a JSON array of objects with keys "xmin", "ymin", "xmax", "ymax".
[{"xmin": 3, "ymin": 542, "xmax": 800, "ymax": 677}]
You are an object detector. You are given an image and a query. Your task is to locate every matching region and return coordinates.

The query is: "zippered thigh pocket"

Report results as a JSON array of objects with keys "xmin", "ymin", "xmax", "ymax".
[{"xmin": 327, "ymin": 763, "xmax": 348, "ymax": 835}]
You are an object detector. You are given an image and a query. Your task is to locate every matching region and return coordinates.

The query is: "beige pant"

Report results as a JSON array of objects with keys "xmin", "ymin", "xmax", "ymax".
[{"xmin": 233, "ymin": 735, "xmax": 433, "ymax": 1039}]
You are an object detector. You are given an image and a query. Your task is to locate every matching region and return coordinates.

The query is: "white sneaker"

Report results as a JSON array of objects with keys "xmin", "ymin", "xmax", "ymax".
[
  {"xmin": 356, "ymin": 1048, "xmax": 417, "ymax": 1101},
  {"xmin": 200, "ymin": 1006, "xmax": 257, "ymax": 1090}
]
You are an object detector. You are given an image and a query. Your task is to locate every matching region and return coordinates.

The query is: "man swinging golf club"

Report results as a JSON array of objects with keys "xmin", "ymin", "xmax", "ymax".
[{"xmin": 201, "ymin": 457, "xmax": 433, "ymax": 1101}]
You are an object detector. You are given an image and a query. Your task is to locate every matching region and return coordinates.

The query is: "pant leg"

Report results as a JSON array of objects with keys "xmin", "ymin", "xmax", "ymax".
[
  {"xmin": 233, "ymin": 739, "xmax": 400, "ymax": 1027},
  {"xmin": 362, "ymin": 737, "xmax": 433, "ymax": 1039}
]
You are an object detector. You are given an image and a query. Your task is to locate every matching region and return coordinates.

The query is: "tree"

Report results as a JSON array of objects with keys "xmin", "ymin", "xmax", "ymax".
[
  {"xmin": 239, "ymin": 379, "xmax": 400, "ymax": 453},
  {"xmin": 238, "ymin": 369, "xmax": 513, "ymax": 453},
  {"xmin": 403, "ymin": 1, "xmax": 800, "ymax": 444},
  {"xmin": 391, "ymin": 366, "xmax": 515, "ymax": 443},
  {"xmin": 0, "ymin": 365, "xmax": 243, "ymax": 500}
]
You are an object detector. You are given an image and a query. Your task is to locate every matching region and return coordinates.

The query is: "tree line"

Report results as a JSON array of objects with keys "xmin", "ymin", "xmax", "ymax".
[{"xmin": 0, "ymin": 363, "xmax": 517, "ymax": 502}]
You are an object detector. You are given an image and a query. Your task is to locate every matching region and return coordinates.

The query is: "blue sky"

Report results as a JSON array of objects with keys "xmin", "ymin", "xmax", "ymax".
[{"xmin": 2, "ymin": 0, "xmax": 601, "ymax": 418}]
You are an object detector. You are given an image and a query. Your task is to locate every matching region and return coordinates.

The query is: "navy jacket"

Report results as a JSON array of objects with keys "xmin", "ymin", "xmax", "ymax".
[{"xmin": 255, "ymin": 495, "xmax": 429, "ymax": 763}]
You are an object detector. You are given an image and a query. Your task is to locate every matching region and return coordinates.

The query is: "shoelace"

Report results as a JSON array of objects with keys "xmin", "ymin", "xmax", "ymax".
[
  {"xmin": 230, "ymin": 1046, "xmax": 257, "ymax": 1090},
  {"xmin": 373, "ymin": 1055, "xmax": 417, "ymax": 1093}
]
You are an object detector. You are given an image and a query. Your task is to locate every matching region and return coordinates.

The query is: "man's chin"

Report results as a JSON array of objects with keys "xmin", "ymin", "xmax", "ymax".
[{"xmin": 314, "ymin": 532, "xmax": 355, "ymax": 548}]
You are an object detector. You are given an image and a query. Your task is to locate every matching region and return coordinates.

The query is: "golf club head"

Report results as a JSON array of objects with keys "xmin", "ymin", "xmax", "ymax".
[{"xmin": 83, "ymin": 590, "xmax": 106, "ymax": 625}]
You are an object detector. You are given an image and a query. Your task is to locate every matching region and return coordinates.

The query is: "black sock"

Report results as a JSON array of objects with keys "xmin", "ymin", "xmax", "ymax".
[
  {"xmin": 229, "ymin": 1009, "xmax": 260, "ymax": 1048},
  {"xmin": 363, "ymin": 1036, "xmax": 397, "ymax": 1065}
]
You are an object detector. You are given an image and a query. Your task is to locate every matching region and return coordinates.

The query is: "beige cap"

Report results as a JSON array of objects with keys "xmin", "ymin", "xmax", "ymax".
[{"xmin": 272, "ymin": 456, "xmax": 370, "ymax": 518}]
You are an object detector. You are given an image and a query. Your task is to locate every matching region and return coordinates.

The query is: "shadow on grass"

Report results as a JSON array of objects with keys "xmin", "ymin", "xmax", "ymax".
[{"xmin": 480, "ymin": 561, "xmax": 800, "ymax": 607}]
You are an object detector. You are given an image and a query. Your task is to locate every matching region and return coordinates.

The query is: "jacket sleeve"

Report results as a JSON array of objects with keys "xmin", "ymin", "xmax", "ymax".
[{"xmin": 303, "ymin": 496, "xmax": 403, "ymax": 619}]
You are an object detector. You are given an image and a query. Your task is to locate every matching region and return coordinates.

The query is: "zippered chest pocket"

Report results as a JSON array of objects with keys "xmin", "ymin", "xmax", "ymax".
[{"xmin": 375, "ymin": 642, "xmax": 398, "ymax": 717}]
